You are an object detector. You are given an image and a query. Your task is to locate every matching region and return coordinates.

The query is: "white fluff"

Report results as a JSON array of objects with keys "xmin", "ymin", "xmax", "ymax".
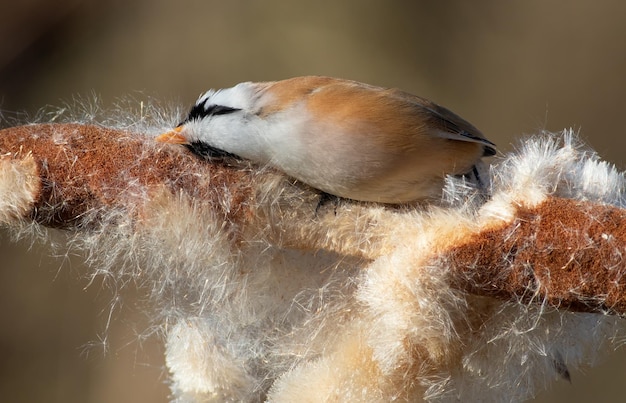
[{"xmin": 2, "ymin": 100, "xmax": 625, "ymax": 402}]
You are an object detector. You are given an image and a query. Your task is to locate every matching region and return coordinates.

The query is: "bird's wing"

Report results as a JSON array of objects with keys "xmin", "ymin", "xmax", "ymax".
[{"xmin": 394, "ymin": 90, "xmax": 496, "ymax": 156}]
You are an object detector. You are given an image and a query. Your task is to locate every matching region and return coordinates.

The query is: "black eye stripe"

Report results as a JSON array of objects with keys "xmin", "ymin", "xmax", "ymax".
[
  {"xmin": 186, "ymin": 141, "xmax": 240, "ymax": 160},
  {"xmin": 207, "ymin": 105, "xmax": 241, "ymax": 116},
  {"xmin": 181, "ymin": 102, "xmax": 241, "ymax": 125}
]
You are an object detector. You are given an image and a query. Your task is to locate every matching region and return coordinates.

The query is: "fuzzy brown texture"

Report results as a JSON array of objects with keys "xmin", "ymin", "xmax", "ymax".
[
  {"xmin": 0, "ymin": 123, "xmax": 256, "ymax": 227},
  {"xmin": 2, "ymin": 123, "xmax": 626, "ymax": 316},
  {"xmin": 448, "ymin": 197, "xmax": 626, "ymax": 315}
]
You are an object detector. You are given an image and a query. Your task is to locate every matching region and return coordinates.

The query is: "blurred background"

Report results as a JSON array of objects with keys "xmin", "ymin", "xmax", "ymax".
[{"xmin": 2, "ymin": 0, "xmax": 626, "ymax": 401}]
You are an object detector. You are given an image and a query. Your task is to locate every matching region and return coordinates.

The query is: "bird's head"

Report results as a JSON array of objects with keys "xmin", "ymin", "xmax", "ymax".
[{"xmin": 156, "ymin": 83, "xmax": 258, "ymax": 159}]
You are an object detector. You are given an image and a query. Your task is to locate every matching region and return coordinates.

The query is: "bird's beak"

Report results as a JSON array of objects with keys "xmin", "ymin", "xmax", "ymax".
[{"xmin": 155, "ymin": 126, "xmax": 188, "ymax": 144}]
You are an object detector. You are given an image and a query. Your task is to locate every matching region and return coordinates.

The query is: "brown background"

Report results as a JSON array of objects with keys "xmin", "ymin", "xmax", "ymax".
[{"xmin": 1, "ymin": 1, "xmax": 626, "ymax": 401}]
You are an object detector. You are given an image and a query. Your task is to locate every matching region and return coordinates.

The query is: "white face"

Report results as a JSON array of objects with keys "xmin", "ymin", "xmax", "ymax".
[
  {"xmin": 178, "ymin": 82, "xmax": 267, "ymax": 160},
  {"xmin": 182, "ymin": 82, "xmax": 258, "ymax": 125}
]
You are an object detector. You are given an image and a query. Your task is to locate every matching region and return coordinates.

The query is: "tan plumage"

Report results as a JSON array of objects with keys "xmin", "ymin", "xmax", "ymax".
[{"xmin": 157, "ymin": 76, "xmax": 495, "ymax": 203}]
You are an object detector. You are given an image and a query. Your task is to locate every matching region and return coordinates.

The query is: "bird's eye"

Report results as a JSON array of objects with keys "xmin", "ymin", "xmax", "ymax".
[{"xmin": 181, "ymin": 102, "xmax": 242, "ymax": 125}]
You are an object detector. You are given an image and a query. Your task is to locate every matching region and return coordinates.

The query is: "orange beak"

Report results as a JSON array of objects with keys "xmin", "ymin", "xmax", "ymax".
[{"xmin": 155, "ymin": 126, "xmax": 188, "ymax": 144}]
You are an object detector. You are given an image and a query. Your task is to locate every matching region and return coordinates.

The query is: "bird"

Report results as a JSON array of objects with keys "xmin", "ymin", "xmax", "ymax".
[{"xmin": 156, "ymin": 76, "xmax": 496, "ymax": 204}]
